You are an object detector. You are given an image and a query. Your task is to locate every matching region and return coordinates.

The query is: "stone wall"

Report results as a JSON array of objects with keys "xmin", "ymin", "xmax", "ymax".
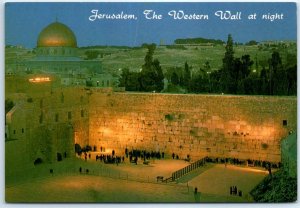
[
  {"xmin": 89, "ymin": 92, "xmax": 296, "ymax": 162},
  {"xmin": 6, "ymin": 86, "xmax": 90, "ymax": 167},
  {"xmin": 6, "ymin": 87, "xmax": 297, "ymax": 168}
]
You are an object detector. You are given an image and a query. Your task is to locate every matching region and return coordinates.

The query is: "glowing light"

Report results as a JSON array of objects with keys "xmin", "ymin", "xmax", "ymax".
[
  {"xmin": 228, "ymin": 165, "xmax": 268, "ymax": 174},
  {"xmin": 98, "ymin": 127, "xmax": 112, "ymax": 135},
  {"xmin": 29, "ymin": 77, "xmax": 51, "ymax": 83}
]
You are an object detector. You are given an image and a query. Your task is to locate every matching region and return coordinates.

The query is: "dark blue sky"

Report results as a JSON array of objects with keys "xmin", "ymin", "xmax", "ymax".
[{"xmin": 5, "ymin": 2, "xmax": 297, "ymax": 48}]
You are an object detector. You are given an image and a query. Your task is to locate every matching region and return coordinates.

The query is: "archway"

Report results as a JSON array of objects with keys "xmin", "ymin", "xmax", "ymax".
[
  {"xmin": 57, "ymin": 153, "xmax": 62, "ymax": 161},
  {"xmin": 34, "ymin": 158, "xmax": 43, "ymax": 165}
]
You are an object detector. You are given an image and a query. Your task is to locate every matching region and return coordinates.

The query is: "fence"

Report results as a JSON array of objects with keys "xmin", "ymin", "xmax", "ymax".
[
  {"xmin": 6, "ymin": 163, "xmax": 189, "ymax": 190},
  {"xmin": 172, "ymin": 157, "xmax": 207, "ymax": 181}
]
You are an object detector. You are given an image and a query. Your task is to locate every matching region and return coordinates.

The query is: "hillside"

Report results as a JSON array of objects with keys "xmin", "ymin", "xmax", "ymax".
[
  {"xmin": 79, "ymin": 42, "xmax": 296, "ymax": 74},
  {"xmin": 5, "ymin": 41, "xmax": 296, "ymax": 75}
]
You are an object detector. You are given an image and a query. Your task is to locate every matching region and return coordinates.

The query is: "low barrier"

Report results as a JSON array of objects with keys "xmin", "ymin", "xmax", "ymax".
[{"xmin": 172, "ymin": 157, "xmax": 207, "ymax": 181}]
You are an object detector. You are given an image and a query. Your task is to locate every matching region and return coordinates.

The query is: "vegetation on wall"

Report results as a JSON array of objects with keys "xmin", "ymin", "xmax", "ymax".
[{"xmin": 165, "ymin": 114, "xmax": 174, "ymax": 121}]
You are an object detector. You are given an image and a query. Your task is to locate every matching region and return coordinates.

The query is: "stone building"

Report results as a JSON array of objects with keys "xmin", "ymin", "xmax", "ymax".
[{"xmin": 26, "ymin": 21, "xmax": 99, "ymax": 74}]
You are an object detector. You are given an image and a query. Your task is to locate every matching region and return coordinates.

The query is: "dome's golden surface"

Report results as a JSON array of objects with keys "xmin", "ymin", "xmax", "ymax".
[{"xmin": 37, "ymin": 22, "xmax": 77, "ymax": 47}]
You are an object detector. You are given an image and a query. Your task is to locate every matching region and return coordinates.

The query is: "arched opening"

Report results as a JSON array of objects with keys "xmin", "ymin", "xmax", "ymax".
[
  {"xmin": 57, "ymin": 153, "xmax": 62, "ymax": 161},
  {"xmin": 34, "ymin": 158, "xmax": 43, "ymax": 165}
]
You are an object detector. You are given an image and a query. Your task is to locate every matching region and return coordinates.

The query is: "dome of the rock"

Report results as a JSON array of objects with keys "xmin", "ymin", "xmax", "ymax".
[{"xmin": 37, "ymin": 22, "xmax": 77, "ymax": 48}]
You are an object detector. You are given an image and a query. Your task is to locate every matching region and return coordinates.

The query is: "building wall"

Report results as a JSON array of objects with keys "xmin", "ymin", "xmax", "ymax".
[
  {"xmin": 6, "ymin": 87, "xmax": 90, "ymax": 167},
  {"xmin": 6, "ymin": 87, "xmax": 297, "ymax": 168},
  {"xmin": 5, "ymin": 105, "xmax": 30, "ymax": 175},
  {"xmin": 89, "ymin": 92, "xmax": 296, "ymax": 162}
]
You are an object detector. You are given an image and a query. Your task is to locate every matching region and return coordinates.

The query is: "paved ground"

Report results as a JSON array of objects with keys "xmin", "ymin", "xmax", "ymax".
[
  {"xmin": 188, "ymin": 164, "xmax": 268, "ymax": 202},
  {"xmin": 5, "ymin": 157, "xmax": 268, "ymax": 203}
]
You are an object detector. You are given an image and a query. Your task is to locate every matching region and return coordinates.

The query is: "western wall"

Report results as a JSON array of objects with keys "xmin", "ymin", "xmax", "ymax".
[
  {"xmin": 5, "ymin": 85, "xmax": 297, "ymax": 174},
  {"xmin": 88, "ymin": 90, "xmax": 296, "ymax": 163}
]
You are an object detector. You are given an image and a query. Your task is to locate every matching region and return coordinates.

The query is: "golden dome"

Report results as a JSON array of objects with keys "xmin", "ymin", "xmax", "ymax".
[{"xmin": 37, "ymin": 22, "xmax": 77, "ymax": 48}]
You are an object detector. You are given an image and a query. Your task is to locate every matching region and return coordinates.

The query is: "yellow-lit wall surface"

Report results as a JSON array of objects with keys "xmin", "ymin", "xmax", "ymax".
[{"xmin": 6, "ymin": 86, "xmax": 296, "ymax": 171}]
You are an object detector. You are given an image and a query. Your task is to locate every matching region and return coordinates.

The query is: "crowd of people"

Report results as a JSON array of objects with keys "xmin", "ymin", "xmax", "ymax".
[
  {"xmin": 125, "ymin": 148, "xmax": 165, "ymax": 161},
  {"xmin": 79, "ymin": 145, "xmax": 280, "ymax": 175},
  {"xmin": 95, "ymin": 154, "xmax": 124, "ymax": 164},
  {"xmin": 205, "ymin": 157, "xmax": 281, "ymax": 170},
  {"xmin": 91, "ymin": 148, "xmax": 169, "ymax": 165}
]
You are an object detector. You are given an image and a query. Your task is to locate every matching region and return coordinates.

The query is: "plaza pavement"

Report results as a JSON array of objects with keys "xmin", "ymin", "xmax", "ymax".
[{"xmin": 5, "ymin": 157, "xmax": 268, "ymax": 203}]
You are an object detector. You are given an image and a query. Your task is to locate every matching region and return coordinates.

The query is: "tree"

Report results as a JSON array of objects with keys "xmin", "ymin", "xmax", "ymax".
[
  {"xmin": 259, "ymin": 67, "xmax": 269, "ymax": 95},
  {"xmin": 286, "ymin": 65, "xmax": 297, "ymax": 95},
  {"xmin": 127, "ymin": 72, "xmax": 141, "ymax": 91},
  {"xmin": 210, "ymin": 70, "xmax": 222, "ymax": 93},
  {"xmin": 270, "ymin": 51, "xmax": 282, "ymax": 74},
  {"xmin": 221, "ymin": 34, "xmax": 235, "ymax": 93},
  {"xmin": 268, "ymin": 51, "xmax": 282, "ymax": 95},
  {"xmin": 118, "ymin": 68, "xmax": 141, "ymax": 91},
  {"xmin": 84, "ymin": 50, "xmax": 100, "ymax": 60},
  {"xmin": 245, "ymin": 40, "xmax": 258, "ymax": 46},
  {"xmin": 152, "ymin": 59, "xmax": 164, "ymax": 91},
  {"xmin": 189, "ymin": 74, "xmax": 209, "ymax": 93},
  {"xmin": 119, "ymin": 68, "xmax": 130, "ymax": 87},
  {"xmin": 203, "ymin": 61, "xmax": 211, "ymax": 72},
  {"xmin": 171, "ymin": 72, "xmax": 179, "ymax": 85},
  {"xmin": 143, "ymin": 44, "xmax": 156, "ymax": 68},
  {"xmin": 240, "ymin": 55, "xmax": 253, "ymax": 78},
  {"xmin": 139, "ymin": 44, "xmax": 164, "ymax": 92},
  {"xmin": 183, "ymin": 61, "xmax": 191, "ymax": 90}
]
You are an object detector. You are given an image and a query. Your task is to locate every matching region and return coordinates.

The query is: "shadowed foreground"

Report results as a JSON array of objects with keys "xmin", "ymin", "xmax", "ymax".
[{"xmin": 6, "ymin": 159, "xmax": 267, "ymax": 203}]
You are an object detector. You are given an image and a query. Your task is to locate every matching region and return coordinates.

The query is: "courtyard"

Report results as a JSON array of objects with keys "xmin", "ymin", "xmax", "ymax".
[{"xmin": 6, "ymin": 157, "xmax": 268, "ymax": 203}]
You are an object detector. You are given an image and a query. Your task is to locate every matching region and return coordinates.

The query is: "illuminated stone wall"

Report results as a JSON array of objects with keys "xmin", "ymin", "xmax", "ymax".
[
  {"xmin": 6, "ymin": 87, "xmax": 296, "ymax": 168},
  {"xmin": 89, "ymin": 92, "xmax": 296, "ymax": 163}
]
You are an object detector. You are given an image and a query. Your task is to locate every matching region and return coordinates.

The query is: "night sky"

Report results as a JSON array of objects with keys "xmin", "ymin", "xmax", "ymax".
[{"xmin": 5, "ymin": 2, "xmax": 297, "ymax": 48}]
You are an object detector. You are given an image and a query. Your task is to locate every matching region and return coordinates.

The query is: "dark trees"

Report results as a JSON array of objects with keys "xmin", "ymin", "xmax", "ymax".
[
  {"xmin": 286, "ymin": 65, "xmax": 297, "ymax": 95},
  {"xmin": 139, "ymin": 44, "xmax": 164, "ymax": 92},
  {"xmin": 171, "ymin": 72, "xmax": 179, "ymax": 85},
  {"xmin": 245, "ymin": 40, "xmax": 258, "ymax": 46},
  {"xmin": 221, "ymin": 34, "xmax": 235, "ymax": 93},
  {"xmin": 183, "ymin": 61, "xmax": 191, "ymax": 90},
  {"xmin": 118, "ymin": 44, "xmax": 164, "ymax": 92},
  {"xmin": 119, "ymin": 68, "xmax": 140, "ymax": 91},
  {"xmin": 118, "ymin": 37, "xmax": 295, "ymax": 96},
  {"xmin": 84, "ymin": 50, "xmax": 100, "ymax": 60},
  {"xmin": 220, "ymin": 35, "xmax": 254, "ymax": 94}
]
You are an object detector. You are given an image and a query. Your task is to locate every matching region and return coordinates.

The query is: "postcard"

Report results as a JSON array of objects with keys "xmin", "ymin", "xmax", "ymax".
[{"xmin": 5, "ymin": 2, "xmax": 297, "ymax": 203}]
